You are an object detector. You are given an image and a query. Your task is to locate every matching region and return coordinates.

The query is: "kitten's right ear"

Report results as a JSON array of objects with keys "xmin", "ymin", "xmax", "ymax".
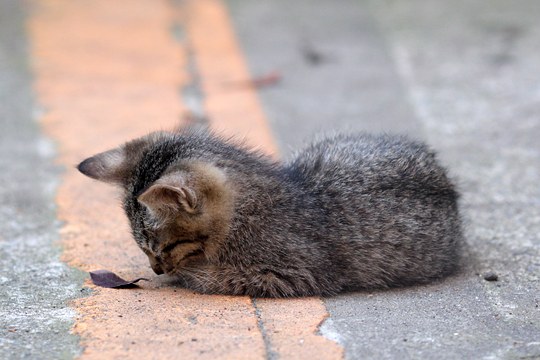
[
  {"xmin": 77, "ymin": 148, "xmax": 127, "ymax": 184},
  {"xmin": 137, "ymin": 182, "xmax": 198, "ymax": 216}
]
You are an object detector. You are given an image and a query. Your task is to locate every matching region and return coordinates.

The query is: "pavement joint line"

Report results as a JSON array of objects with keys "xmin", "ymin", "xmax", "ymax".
[
  {"xmin": 171, "ymin": 8, "xmax": 208, "ymax": 126},
  {"xmin": 252, "ymin": 298, "xmax": 278, "ymax": 360},
  {"xmin": 183, "ymin": 0, "xmax": 344, "ymax": 358}
]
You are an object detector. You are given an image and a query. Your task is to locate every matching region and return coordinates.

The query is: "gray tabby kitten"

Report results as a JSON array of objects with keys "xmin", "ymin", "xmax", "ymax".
[{"xmin": 78, "ymin": 128, "xmax": 462, "ymax": 297}]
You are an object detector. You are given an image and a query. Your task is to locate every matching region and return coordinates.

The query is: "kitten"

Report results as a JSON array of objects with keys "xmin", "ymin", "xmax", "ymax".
[{"xmin": 78, "ymin": 128, "xmax": 463, "ymax": 297}]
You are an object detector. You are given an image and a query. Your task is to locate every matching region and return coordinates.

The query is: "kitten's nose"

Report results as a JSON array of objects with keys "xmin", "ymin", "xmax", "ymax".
[
  {"xmin": 147, "ymin": 253, "xmax": 165, "ymax": 275},
  {"xmin": 151, "ymin": 263, "xmax": 164, "ymax": 275}
]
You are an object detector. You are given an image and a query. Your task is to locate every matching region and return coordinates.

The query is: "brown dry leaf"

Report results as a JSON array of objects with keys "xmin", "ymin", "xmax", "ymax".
[{"xmin": 89, "ymin": 269, "xmax": 149, "ymax": 289}]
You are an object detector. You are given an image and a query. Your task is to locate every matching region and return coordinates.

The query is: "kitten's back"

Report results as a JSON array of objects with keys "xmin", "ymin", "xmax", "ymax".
[
  {"xmin": 286, "ymin": 133, "xmax": 462, "ymax": 289},
  {"xmin": 288, "ymin": 133, "xmax": 455, "ymax": 193}
]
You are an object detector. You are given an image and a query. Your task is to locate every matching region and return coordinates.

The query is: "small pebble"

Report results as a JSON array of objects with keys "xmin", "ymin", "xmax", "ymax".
[{"xmin": 483, "ymin": 272, "xmax": 498, "ymax": 281}]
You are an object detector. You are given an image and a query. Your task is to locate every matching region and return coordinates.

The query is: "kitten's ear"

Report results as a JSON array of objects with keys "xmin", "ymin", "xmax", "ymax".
[
  {"xmin": 77, "ymin": 148, "xmax": 127, "ymax": 185},
  {"xmin": 138, "ymin": 178, "xmax": 198, "ymax": 215}
]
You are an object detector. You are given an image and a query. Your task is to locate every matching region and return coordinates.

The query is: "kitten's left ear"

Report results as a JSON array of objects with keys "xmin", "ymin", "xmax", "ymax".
[
  {"xmin": 77, "ymin": 148, "xmax": 127, "ymax": 185},
  {"xmin": 137, "ymin": 175, "xmax": 198, "ymax": 216}
]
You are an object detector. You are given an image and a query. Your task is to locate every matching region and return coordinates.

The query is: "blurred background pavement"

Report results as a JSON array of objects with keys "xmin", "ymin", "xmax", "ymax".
[{"xmin": 0, "ymin": 0, "xmax": 539, "ymax": 358}]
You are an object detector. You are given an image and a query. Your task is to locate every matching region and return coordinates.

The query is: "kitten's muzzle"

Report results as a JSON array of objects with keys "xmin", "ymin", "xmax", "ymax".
[{"xmin": 147, "ymin": 254, "xmax": 168, "ymax": 275}]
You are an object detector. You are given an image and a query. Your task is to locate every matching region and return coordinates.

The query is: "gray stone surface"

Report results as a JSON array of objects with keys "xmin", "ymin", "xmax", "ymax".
[
  {"xmin": 0, "ymin": 1, "xmax": 85, "ymax": 359},
  {"xmin": 228, "ymin": 0, "xmax": 540, "ymax": 358},
  {"xmin": 227, "ymin": 0, "xmax": 423, "ymax": 157},
  {"xmin": 2, "ymin": 0, "xmax": 538, "ymax": 358}
]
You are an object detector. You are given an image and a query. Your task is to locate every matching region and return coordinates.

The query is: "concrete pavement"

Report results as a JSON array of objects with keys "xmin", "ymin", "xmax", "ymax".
[
  {"xmin": 0, "ymin": 1, "xmax": 83, "ymax": 358},
  {"xmin": 1, "ymin": 0, "xmax": 539, "ymax": 359},
  {"xmin": 229, "ymin": 0, "xmax": 540, "ymax": 358}
]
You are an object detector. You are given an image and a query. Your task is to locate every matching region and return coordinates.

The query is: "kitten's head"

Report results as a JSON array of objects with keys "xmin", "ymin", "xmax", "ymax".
[{"xmin": 77, "ymin": 131, "xmax": 234, "ymax": 275}]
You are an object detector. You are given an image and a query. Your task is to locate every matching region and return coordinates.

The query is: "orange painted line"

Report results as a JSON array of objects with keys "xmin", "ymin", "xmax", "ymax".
[
  {"xmin": 30, "ymin": 0, "xmax": 343, "ymax": 357},
  {"xmin": 183, "ymin": 0, "xmax": 278, "ymax": 155},
  {"xmin": 29, "ymin": 1, "xmax": 264, "ymax": 359},
  {"xmin": 184, "ymin": 0, "xmax": 343, "ymax": 358}
]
